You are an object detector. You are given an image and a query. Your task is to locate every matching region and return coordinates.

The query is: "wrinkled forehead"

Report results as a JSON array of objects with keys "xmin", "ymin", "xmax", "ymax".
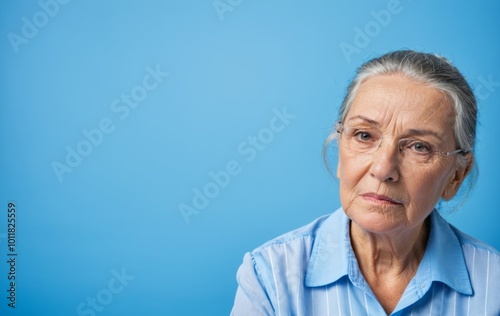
[{"xmin": 346, "ymin": 74, "xmax": 455, "ymax": 133}]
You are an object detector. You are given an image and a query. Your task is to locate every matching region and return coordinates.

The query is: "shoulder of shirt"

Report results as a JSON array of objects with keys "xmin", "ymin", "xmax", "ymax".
[
  {"xmin": 449, "ymin": 223, "xmax": 500, "ymax": 257},
  {"xmin": 248, "ymin": 212, "xmax": 333, "ymax": 256}
]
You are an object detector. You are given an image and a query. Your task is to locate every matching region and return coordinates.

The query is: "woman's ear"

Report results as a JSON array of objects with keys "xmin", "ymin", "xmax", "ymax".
[{"xmin": 442, "ymin": 154, "xmax": 474, "ymax": 200}]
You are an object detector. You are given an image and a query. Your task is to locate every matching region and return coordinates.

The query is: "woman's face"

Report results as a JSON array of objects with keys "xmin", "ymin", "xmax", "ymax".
[{"xmin": 337, "ymin": 74, "xmax": 470, "ymax": 235}]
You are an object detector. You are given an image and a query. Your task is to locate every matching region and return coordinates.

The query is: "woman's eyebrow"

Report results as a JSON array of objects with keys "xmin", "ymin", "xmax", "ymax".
[
  {"xmin": 405, "ymin": 128, "xmax": 446, "ymax": 142},
  {"xmin": 346, "ymin": 115, "xmax": 379, "ymax": 126},
  {"xmin": 347, "ymin": 116, "xmax": 447, "ymax": 141}
]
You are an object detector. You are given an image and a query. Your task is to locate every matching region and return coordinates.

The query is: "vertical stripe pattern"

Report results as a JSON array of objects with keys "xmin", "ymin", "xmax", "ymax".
[{"xmin": 231, "ymin": 210, "xmax": 500, "ymax": 315}]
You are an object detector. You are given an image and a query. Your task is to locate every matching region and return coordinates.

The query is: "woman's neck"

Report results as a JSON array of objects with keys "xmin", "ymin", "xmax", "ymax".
[{"xmin": 349, "ymin": 217, "xmax": 430, "ymax": 313}]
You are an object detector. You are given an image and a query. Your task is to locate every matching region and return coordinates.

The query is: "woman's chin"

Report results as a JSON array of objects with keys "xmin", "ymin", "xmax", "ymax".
[{"xmin": 344, "ymin": 205, "xmax": 408, "ymax": 234}]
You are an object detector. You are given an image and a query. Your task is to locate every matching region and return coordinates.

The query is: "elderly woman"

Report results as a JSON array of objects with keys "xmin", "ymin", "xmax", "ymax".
[{"xmin": 231, "ymin": 50, "xmax": 500, "ymax": 315}]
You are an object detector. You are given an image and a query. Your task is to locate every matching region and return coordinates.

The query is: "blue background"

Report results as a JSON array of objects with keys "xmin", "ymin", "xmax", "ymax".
[{"xmin": 1, "ymin": 1, "xmax": 499, "ymax": 315}]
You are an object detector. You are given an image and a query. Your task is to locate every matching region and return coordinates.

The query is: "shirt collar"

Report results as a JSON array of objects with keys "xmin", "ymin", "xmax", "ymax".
[
  {"xmin": 304, "ymin": 208, "xmax": 472, "ymax": 295},
  {"xmin": 416, "ymin": 210, "xmax": 472, "ymax": 295},
  {"xmin": 305, "ymin": 208, "xmax": 350, "ymax": 287}
]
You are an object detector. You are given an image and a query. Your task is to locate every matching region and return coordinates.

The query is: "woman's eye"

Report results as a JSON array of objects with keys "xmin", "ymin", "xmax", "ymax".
[
  {"xmin": 411, "ymin": 142, "xmax": 431, "ymax": 153},
  {"xmin": 355, "ymin": 132, "xmax": 372, "ymax": 141}
]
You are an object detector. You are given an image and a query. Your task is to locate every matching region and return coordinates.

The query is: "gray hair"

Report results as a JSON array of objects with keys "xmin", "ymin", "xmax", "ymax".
[{"xmin": 324, "ymin": 50, "xmax": 478, "ymax": 201}]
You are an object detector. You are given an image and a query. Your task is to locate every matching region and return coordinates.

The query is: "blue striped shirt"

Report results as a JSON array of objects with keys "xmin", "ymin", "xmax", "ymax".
[{"xmin": 231, "ymin": 209, "xmax": 500, "ymax": 315}]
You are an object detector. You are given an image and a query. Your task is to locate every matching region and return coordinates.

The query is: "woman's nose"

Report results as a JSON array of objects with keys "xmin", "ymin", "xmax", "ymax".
[{"xmin": 369, "ymin": 142, "xmax": 400, "ymax": 183}]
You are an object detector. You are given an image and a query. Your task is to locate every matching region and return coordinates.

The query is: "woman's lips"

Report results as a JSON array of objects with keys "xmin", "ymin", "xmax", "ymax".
[{"xmin": 361, "ymin": 193, "xmax": 401, "ymax": 205}]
